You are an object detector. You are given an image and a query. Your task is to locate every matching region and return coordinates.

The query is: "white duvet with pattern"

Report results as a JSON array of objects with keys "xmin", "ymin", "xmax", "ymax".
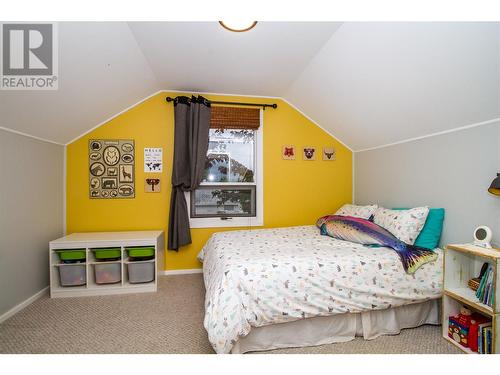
[{"xmin": 198, "ymin": 225, "xmax": 443, "ymax": 354}]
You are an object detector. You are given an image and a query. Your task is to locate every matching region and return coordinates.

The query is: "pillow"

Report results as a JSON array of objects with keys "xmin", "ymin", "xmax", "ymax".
[
  {"xmin": 373, "ymin": 206, "xmax": 429, "ymax": 245},
  {"xmin": 334, "ymin": 204, "xmax": 378, "ymax": 220},
  {"xmin": 393, "ymin": 208, "xmax": 445, "ymax": 250}
]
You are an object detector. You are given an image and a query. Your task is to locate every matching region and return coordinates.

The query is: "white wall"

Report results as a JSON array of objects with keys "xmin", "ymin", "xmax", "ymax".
[
  {"xmin": 355, "ymin": 121, "xmax": 500, "ymax": 247},
  {"xmin": 0, "ymin": 130, "xmax": 64, "ymax": 317}
]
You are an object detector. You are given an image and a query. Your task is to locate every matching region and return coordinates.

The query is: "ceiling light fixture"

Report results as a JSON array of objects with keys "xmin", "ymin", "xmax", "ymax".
[{"xmin": 219, "ymin": 21, "xmax": 257, "ymax": 32}]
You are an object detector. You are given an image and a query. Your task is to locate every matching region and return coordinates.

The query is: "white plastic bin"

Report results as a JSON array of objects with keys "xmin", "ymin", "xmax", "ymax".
[
  {"xmin": 127, "ymin": 260, "xmax": 155, "ymax": 283},
  {"xmin": 58, "ymin": 264, "xmax": 86, "ymax": 287},
  {"xmin": 94, "ymin": 263, "xmax": 121, "ymax": 284}
]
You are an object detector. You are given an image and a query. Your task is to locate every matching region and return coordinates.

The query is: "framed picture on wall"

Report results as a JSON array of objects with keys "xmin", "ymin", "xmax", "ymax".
[
  {"xmin": 88, "ymin": 139, "xmax": 135, "ymax": 199},
  {"xmin": 302, "ymin": 147, "xmax": 316, "ymax": 160},
  {"xmin": 144, "ymin": 147, "xmax": 163, "ymax": 172},
  {"xmin": 145, "ymin": 178, "xmax": 161, "ymax": 193},
  {"xmin": 282, "ymin": 145, "xmax": 295, "ymax": 160},
  {"xmin": 323, "ymin": 147, "xmax": 336, "ymax": 161}
]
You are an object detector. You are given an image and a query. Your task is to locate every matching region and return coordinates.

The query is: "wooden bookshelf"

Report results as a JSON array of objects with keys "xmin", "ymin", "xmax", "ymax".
[{"xmin": 443, "ymin": 244, "xmax": 499, "ymax": 354}]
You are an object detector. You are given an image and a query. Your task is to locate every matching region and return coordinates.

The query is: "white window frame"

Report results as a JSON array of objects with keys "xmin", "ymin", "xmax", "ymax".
[{"xmin": 186, "ymin": 110, "xmax": 264, "ymax": 228}]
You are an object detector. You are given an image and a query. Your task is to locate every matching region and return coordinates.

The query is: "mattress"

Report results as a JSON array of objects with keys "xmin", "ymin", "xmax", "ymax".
[{"xmin": 198, "ymin": 225, "xmax": 443, "ymax": 354}]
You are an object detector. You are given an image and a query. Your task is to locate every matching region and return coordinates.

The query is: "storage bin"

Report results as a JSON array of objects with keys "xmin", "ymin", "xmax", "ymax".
[
  {"xmin": 58, "ymin": 264, "xmax": 86, "ymax": 287},
  {"xmin": 55, "ymin": 249, "xmax": 86, "ymax": 262},
  {"xmin": 127, "ymin": 261, "xmax": 155, "ymax": 283},
  {"xmin": 126, "ymin": 246, "xmax": 154, "ymax": 258},
  {"xmin": 94, "ymin": 263, "xmax": 121, "ymax": 284},
  {"xmin": 92, "ymin": 247, "xmax": 121, "ymax": 261}
]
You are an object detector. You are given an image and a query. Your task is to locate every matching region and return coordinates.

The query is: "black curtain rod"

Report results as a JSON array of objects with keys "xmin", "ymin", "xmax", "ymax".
[{"xmin": 165, "ymin": 96, "xmax": 277, "ymax": 110}]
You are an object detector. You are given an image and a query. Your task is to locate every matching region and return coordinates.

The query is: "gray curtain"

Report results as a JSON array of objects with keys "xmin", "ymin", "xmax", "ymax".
[{"xmin": 168, "ymin": 96, "xmax": 211, "ymax": 250}]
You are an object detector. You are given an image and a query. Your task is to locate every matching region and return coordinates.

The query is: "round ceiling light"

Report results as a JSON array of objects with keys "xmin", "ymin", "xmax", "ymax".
[{"xmin": 219, "ymin": 21, "xmax": 257, "ymax": 32}]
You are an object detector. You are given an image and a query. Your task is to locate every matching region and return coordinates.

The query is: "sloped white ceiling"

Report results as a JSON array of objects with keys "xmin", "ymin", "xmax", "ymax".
[
  {"xmin": 285, "ymin": 22, "xmax": 500, "ymax": 150},
  {"xmin": 128, "ymin": 22, "xmax": 341, "ymax": 95},
  {"xmin": 0, "ymin": 22, "xmax": 159, "ymax": 144},
  {"xmin": 0, "ymin": 22, "xmax": 499, "ymax": 149}
]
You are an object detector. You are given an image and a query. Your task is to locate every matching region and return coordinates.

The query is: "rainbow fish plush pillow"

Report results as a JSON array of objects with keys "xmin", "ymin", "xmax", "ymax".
[{"xmin": 316, "ymin": 215, "xmax": 438, "ymax": 274}]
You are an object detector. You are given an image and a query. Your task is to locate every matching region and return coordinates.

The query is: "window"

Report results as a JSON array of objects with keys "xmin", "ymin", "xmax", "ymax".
[{"xmin": 187, "ymin": 107, "xmax": 263, "ymax": 228}]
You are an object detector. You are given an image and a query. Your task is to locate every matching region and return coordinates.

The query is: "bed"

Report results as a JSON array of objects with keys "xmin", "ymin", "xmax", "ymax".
[{"xmin": 197, "ymin": 225, "xmax": 443, "ymax": 354}]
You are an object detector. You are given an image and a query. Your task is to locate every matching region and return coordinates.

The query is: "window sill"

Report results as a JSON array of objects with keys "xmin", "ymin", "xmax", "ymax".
[{"xmin": 189, "ymin": 217, "xmax": 263, "ymax": 229}]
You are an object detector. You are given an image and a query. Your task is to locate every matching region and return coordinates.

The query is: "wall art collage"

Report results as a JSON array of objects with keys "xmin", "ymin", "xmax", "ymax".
[
  {"xmin": 282, "ymin": 145, "xmax": 336, "ymax": 161},
  {"xmin": 89, "ymin": 139, "xmax": 135, "ymax": 199}
]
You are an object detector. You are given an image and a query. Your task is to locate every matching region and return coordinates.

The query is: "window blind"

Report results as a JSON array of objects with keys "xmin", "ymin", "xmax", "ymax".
[{"xmin": 210, "ymin": 106, "xmax": 260, "ymax": 130}]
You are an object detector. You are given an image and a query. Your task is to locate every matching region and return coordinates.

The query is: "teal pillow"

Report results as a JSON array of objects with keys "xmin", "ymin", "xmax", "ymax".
[{"xmin": 393, "ymin": 208, "xmax": 445, "ymax": 249}]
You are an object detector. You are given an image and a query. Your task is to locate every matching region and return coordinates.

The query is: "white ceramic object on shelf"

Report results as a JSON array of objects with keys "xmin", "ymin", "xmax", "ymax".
[{"xmin": 474, "ymin": 226, "xmax": 493, "ymax": 249}]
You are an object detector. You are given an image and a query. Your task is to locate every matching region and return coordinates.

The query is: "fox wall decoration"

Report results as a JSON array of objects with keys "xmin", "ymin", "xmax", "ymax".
[{"xmin": 282, "ymin": 145, "xmax": 296, "ymax": 160}]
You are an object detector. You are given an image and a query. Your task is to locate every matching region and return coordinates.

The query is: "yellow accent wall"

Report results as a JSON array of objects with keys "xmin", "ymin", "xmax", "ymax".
[{"xmin": 66, "ymin": 92, "xmax": 352, "ymax": 271}]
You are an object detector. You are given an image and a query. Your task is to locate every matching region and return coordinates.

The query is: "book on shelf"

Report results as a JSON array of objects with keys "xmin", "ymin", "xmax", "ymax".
[
  {"xmin": 482, "ymin": 326, "xmax": 492, "ymax": 354},
  {"xmin": 475, "ymin": 264, "xmax": 494, "ymax": 307},
  {"xmin": 468, "ymin": 313, "xmax": 490, "ymax": 352},
  {"xmin": 478, "ymin": 321, "xmax": 492, "ymax": 354},
  {"xmin": 487, "ymin": 327, "xmax": 492, "ymax": 354}
]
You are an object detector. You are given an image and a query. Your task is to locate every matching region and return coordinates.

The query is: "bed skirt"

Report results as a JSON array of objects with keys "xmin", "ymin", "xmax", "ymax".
[{"xmin": 230, "ymin": 299, "xmax": 440, "ymax": 354}]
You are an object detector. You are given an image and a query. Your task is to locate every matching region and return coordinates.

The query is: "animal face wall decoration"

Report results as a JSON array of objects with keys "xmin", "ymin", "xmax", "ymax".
[
  {"xmin": 88, "ymin": 139, "xmax": 135, "ymax": 199},
  {"xmin": 323, "ymin": 147, "xmax": 336, "ymax": 161},
  {"xmin": 145, "ymin": 178, "xmax": 161, "ymax": 193},
  {"xmin": 103, "ymin": 146, "xmax": 120, "ymax": 166},
  {"xmin": 90, "ymin": 140, "xmax": 102, "ymax": 151},
  {"xmin": 282, "ymin": 145, "xmax": 296, "ymax": 160},
  {"xmin": 89, "ymin": 162, "xmax": 105, "ymax": 176},
  {"xmin": 303, "ymin": 147, "xmax": 316, "ymax": 161}
]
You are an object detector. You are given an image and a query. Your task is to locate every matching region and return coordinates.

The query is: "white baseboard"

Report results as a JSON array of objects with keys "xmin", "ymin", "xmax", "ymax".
[
  {"xmin": 0, "ymin": 286, "xmax": 49, "ymax": 324},
  {"xmin": 159, "ymin": 269, "xmax": 203, "ymax": 276}
]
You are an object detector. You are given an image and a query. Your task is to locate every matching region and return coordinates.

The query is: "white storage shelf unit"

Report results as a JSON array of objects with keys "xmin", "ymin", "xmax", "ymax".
[
  {"xmin": 443, "ymin": 244, "xmax": 500, "ymax": 354},
  {"xmin": 49, "ymin": 231, "xmax": 164, "ymax": 298}
]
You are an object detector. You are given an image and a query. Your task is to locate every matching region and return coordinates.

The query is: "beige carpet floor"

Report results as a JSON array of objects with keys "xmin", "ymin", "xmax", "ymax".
[{"xmin": 0, "ymin": 274, "xmax": 461, "ymax": 354}]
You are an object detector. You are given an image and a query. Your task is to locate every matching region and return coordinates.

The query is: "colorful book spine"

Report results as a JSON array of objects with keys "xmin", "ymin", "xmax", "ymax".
[
  {"xmin": 477, "ymin": 322, "xmax": 492, "ymax": 354},
  {"xmin": 483, "ymin": 327, "xmax": 487, "ymax": 354},
  {"xmin": 475, "ymin": 264, "xmax": 494, "ymax": 307},
  {"xmin": 487, "ymin": 327, "xmax": 492, "ymax": 354},
  {"xmin": 468, "ymin": 313, "xmax": 490, "ymax": 352},
  {"xmin": 476, "ymin": 267, "xmax": 487, "ymax": 300}
]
